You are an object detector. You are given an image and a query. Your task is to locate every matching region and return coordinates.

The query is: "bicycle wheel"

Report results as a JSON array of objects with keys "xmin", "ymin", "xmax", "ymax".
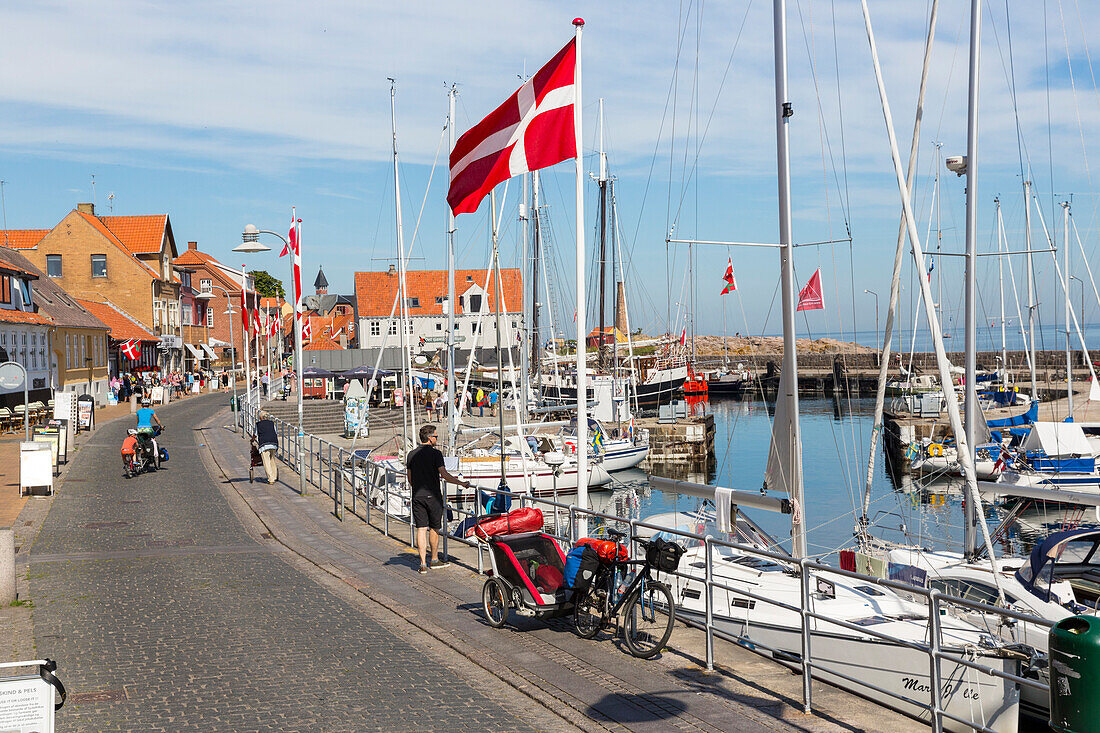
[
  {"xmin": 573, "ymin": 589, "xmax": 603, "ymax": 639},
  {"xmin": 482, "ymin": 578, "xmax": 509, "ymax": 628},
  {"xmin": 622, "ymin": 580, "xmax": 675, "ymax": 659}
]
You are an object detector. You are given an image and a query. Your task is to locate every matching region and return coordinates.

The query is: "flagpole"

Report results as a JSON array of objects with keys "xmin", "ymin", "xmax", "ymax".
[
  {"xmin": 447, "ymin": 85, "xmax": 458, "ymax": 452},
  {"xmin": 242, "ymin": 264, "xmax": 252, "ymax": 414},
  {"xmin": 572, "ymin": 17, "xmax": 588, "ymax": 536},
  {"xmin": 294, "ymin": 215, "xmax": 306, "ymax": 495}
]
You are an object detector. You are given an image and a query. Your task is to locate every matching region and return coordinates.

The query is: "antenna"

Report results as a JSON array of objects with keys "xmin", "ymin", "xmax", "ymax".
[
  {"xmin": 108, "ymin": 192, "xmax": 115, "ymax": 214},
  {"xmin": 91, "ymin": 173, "xmax": 96, "ymax": 210}
]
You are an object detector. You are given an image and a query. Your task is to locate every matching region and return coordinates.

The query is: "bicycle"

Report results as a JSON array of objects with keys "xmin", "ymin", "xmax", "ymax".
[{"xmin": 571, "ymin": 528, "xmax": 683, "ymax": 659}]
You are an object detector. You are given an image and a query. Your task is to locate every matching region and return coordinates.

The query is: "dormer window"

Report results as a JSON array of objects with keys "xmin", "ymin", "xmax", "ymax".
[
  {"xmin": 407, "ymin": 297, "xmax": 420, "ymax": 308},
  {"xmin": 0, "ymin": 276, "xmax": 10, "ymax": 305}
]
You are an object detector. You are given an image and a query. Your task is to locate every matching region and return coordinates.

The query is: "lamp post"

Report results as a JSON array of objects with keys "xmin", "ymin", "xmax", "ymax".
[
  {"xmin": 197, "ymin": 286, "xmax": 239, "ymax": 432},
  {"xmin": 1070, "ymin": 276, "xmax": 1085, "ymax": 331},
  {"xmin": 864, "ymin": 289, "xmax": 880, "ymax": 351},
  {"xmin": 238, "ymin": 224, "xmax": 306, "ymax": 496}
]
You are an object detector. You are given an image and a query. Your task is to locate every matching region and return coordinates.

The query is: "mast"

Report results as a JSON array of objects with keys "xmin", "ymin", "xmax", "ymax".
[
  {"xmin": 861, "ymin": 0, "xmax": 938, "ymax": 533},
  {"xmin": 773, "ymin": 0, "xmax": 806, "ymax": 559},
  {"xmin": 390, "ymin": 80, "xmax": 415, "ymax": 450},
  {"xmin": 962, "ymin": 0, "xmax": 981, "ymax": 558},
  {"xmin": 1024, "ymin": 180, "xmax": 1037, "ymax": 400},
  {"xmin": 573, "ymin": 18, "xmax": 589, "ymax": 534},
  {"xmin": 597, "ymin": 99, "xmax": 608, "ymax": 371},
  {"xmin": 996, "ymin": 198, "xmax": 1008, "ymax": 388},
  {"xmin": 447, "ymin": 86, "xmax": 458, "ymax": 450},
  {"xmin": 531, "ymin": 172, "xmax": 542, "ymax": 393},
  {"xmin": 490, "ymin": 189, "xmax": 508, "ymax": 488},
  {"xmin": 1063, "ymin": 201, "xmax": 1073, "ymax": 419},
  {"xmin": 519, "ymin": 173, "xmax": 530, "ymax": 421}
]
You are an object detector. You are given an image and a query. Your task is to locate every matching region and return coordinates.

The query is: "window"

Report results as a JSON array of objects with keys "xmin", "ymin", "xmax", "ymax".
[
  {"xmin": 370, "ymin": 321, "xmax": 381, "ymax": 336},
  {"xmin": 435, "ymin": 297, "xmax": 445, "ymax": 304},
  {"xmin": 91, "ymin": 254, "xmax": 108, "ymax": 278},
  {"xmin": 466, "ymin": 275, "xmax": 473, "ymax": 282},
  {"xmin": 388, "ymin": 321, "xmax": 398, "ymax": 335},
  {"xmin": 207, "ymin": 308, "xmax": 214, "ymax": 328},
  {"xmin": 66, "ymin": 334, "xmax": 71, "ymax": 369},
  {"xmin": 153, "ymin": 299, "xmax": 164, "ymax": 326},
  {"xmin": 407, "ymin": 297, "xmax": 420, "ymax": 308},
  {"xmin": 469, "ymin": 294, "xmax": 482, "ymax": 312},
  {"xmin": 200, "ymin": 279, "xmax": 212, "ymax": 294},
  {"xmin": 182, "ymin": 302, "xmax": 192, "ymax": 325},
  {"xmin": 46, "ymin": 255, "xmax": 62, "ymax": 277},
  {"xmin": 0, "ymin": 276, "xmax": 10, "ymax": 304},
  {"xmin": 436, "ymin": 322, "xmax": 442, "ymax": 331}
]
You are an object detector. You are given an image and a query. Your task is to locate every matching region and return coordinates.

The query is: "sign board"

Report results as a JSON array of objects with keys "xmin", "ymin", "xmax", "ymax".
[
  {"xmin": 19, "ymin": 442, "xmax": 54, "ymax": 495},
  {"xmin": 52, "ymin": 392, "xmax": 74, "ymax": 422},
  {"xmin": 151, "ymin": 386, "xmax": 164, "ymax": 403},
  {"xmin": 77, "ymin": 400, "xmax": 93, "ymax": 429},
  {"xmin": 0, "ymin": 674, "xmax": 54, "ymax": 732},
  {"xmin": 32, "ymin": 428, "xmax": 60, "ymax": 471},
  {"xmin": 0, "ymin": 362, "xmax": 25, "ymax": 390}
]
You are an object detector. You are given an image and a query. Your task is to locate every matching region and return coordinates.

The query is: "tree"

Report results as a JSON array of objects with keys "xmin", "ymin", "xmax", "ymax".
[{"xmin": 251, "ymin": 270, "xmax": 285, "ymax": 299}]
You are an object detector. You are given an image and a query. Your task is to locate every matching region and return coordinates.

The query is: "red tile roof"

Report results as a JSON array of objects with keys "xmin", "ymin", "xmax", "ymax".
[
  {"xmin": 98, "ymin": 215, "xmax": 167, "ymax": 255},
  {"xmin": 303, "ymin": 330, "xmax": 340, "ymax": 351},
  {"xmin": 173, "ymin": 248, "xmax": 257, "ymax": 296},
  {"xmin": 355, "ymin": 268, "xmax": 522, "ymax": 318},
  {"xmin": 0, "ymin": 229, "xmax": 49, "ymax": 250},
  {"xmin": 75, "ymin": 212, "xmax": 162, "ymax": 279},
  {"xmin": 0, "ymin": 309, "xmax": 51, "ymax": 326},
  {"xmin": 75, "ymin": 299, "xmax": 156, "ymax": 341}
]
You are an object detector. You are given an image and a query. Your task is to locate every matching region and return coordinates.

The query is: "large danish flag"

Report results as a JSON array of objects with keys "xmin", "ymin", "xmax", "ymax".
[
  {"xmin": 448, "ymin": 38, "xmax": 577, "ymax": 215},
  {"xmin": 120, "ymin": 338, "xmax": 140, "ymax": 361}
]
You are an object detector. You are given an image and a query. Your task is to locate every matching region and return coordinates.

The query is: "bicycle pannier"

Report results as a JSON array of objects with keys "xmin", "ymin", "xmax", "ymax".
[
  {"xmin": 563, "ymin": 545, "xmax": 600, "ymax": 593},
  {"xmin": 646, "ymin": 538, "xmax": 684, "ymax": 573}
]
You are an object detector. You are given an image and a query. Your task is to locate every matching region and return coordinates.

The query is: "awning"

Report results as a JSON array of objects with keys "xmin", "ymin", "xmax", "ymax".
[
  {"xmin": 184, "ymin": 343, "xmax": 204, "ymax": 360},
  {"xmin": 200, "ymin": 344, "xmax": 219, "ymax": 361}
]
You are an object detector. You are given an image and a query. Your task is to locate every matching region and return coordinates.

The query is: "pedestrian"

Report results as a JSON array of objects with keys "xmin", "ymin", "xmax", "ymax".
[
  {"xmin": 425, "ymin": 389, "xmax": 435, "ymax": 421},
  {"xmin": 253, "ymin": 411, "xmax": 279, "ymax": 484},
  {"xmin": 406, "ymin": 424, "xmax": 471, "ymax": 574},
  {"xmin": 489, "ymin": 389, "xmax": 498, "ymax": 417},
  {"xmin": 476, "ymin": 387, "xmax": 485, "ymax": 417},
  {"xmin": 261, "ymin": 372, "xmax": 270, "ymax": 398}
]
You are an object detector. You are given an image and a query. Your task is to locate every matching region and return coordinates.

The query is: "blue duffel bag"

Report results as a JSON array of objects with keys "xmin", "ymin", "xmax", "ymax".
[{"xmin": 563, "ymin": 545, "xmax": 599, "ymax": 593}]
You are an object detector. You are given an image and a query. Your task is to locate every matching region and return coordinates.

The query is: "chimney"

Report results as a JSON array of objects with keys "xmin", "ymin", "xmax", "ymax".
[
  {"xmin": 188, "ymin": 241, "xmax": 198, "ymax": 250},
  {"xmin": 77, "ymin": 202, "xmax": 95, "ymax": 215},
  {"xmin": 388, "ymin": 264, "xmax": 397, "ymax": 276},
  {"xmin": 615, "ymin": 282, "xmax": 628, "ymax": 334}
]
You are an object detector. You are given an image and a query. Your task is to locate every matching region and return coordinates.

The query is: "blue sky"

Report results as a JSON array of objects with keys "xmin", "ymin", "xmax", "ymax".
[{"xmin": 0, "ymin": 0, "xmax": 1098, "ymax": 342}]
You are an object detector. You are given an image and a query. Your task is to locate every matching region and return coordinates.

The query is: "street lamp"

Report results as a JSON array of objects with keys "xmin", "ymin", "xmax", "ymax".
[
  {"xmin": 197, "ymin": 287, "xmax": 240, "ymax": 432},
  {"xmin": 1070, "ymin": 276, "xmax": 1086, "ymax": 329},
  {"xmin": 864, "ymin": 289, "xmax": 880, "ymax": 351},
  {"xmin": 240, "ymin": 223, "xmax": 306, "ymax": 497}
]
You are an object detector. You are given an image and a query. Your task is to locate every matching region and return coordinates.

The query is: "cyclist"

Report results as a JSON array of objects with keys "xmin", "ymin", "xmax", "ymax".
[{"xmin": 134, "ymin": 404, "xmax": 162, "ymax": 463}]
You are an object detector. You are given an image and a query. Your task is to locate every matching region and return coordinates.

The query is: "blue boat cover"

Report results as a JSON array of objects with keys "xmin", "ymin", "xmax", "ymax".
[{"xmin": 1015, "ymin": 528, "xmax": 1100, "ymax": 602}]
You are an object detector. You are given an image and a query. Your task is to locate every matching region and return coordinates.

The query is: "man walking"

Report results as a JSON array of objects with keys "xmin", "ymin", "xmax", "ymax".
[{"xmin": 406, "ymin": 424, "xmax": 471, "ymax": 574}]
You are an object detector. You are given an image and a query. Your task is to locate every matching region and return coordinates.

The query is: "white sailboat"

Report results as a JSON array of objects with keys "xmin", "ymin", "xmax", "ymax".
[{"xmin": 647, "ymin": 2, "xmax": 1023, "ymax": 730}]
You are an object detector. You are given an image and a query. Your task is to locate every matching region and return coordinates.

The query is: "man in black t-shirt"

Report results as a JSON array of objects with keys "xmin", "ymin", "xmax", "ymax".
[{"xmin": 407, "ymin": 424, "xmax": 471, "ymax": 573}]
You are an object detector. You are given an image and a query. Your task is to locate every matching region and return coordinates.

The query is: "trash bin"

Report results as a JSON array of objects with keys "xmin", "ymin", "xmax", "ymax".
[{"xmin": 1049, "ymin": 615, "xmax": 1100, "ymax": 732}]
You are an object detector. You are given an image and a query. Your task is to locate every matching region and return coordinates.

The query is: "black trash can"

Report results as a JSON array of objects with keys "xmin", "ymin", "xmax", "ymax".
[{"xmin": 1049, "ymin": 615, "xmax": 1100, "ymax": 732}]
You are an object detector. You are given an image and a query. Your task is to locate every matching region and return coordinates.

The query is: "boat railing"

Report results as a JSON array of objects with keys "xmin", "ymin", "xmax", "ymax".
[{"xmin": 235, "ymin": 397, "xmax": 1051, "ymax": 733}]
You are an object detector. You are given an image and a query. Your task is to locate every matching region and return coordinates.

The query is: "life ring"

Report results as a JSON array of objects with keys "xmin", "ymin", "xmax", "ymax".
[
  {"xmin": 564, "ymin": 441, "xmax": 576, "ymax": 455},
  {"xmin": 928, "ymin": 442, "xmax": 944, "ymax": 457}
]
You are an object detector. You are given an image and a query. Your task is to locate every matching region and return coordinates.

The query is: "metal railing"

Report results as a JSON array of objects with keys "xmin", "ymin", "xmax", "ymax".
[{"xmin": 233, "ymin": 398, "xmax": 1051, "ymax": 732}]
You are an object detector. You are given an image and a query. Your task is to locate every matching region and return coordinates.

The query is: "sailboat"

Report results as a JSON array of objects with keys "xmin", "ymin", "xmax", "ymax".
[{"xmin": 647, "ymin": 2, "xmax": 1022, "ymax": 730}]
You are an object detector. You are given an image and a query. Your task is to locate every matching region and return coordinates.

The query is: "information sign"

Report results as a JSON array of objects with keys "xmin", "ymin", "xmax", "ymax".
[{"xmin": 0, "ymin": 674, "xmax": 54, "ymax": 732}]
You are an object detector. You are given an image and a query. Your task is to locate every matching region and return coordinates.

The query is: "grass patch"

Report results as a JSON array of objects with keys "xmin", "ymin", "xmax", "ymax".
[{"xmin": 10, "ymin": 598, "xmax": 34, "ymax": 608}]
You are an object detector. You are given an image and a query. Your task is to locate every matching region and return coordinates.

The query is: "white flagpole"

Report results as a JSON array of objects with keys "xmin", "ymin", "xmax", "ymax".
[
  {"xmin": 242, "ymin": 264, "xmax": 251, "ymax": 411},
  {"xmin": 572, "ymin": 17, "xmax": 588, "ymax": 536},
  {"xmin": 294, "ymin": 215, "xmax": 306, "ymax": 495}
]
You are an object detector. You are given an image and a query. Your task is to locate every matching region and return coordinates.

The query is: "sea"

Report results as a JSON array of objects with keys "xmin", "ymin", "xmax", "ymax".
[
  {"xmin": 778, "ymin": 323, "xmax": 1100, "ymax": 355},
  {"xmin": 581, "ymin": 394, "xmax": 1098, "ymax": 561}
]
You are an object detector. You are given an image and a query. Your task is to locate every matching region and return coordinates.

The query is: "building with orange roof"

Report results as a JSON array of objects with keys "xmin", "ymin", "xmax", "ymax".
[
  {"xmin": 75, "ymin": 299, "xmax": 159, "ymax": 373},
  {"xmin": 0, "ymin": 203, "xmax": 185, "ymax": 371},
  {"xmin": 0, "ymin": 248, "xmax": 57, "ymax": 407},
  {"xmin": 355, "ymin": 266, "xmax": 522, "ymax": 355},
  {"xmin": 173, "ymin": 241, "xmax": 262, "ymax": 369}
]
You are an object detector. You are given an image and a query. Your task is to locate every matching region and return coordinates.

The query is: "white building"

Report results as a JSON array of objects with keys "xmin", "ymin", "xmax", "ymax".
[{"xmin": 355, "ymin": 266, "xmax": 524, "ymax": 354}]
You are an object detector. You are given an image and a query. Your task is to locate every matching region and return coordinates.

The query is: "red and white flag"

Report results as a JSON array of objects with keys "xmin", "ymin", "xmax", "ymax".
[
  {"xmin": 720, "ymin": 256, "xmax": 737, "ymax": 295},
  {"xmin": 679, "ymin": 327, "xmax": 687, "ymax": 346},
  {"xmin": 302, "ymin": 317, "xmax": 312, "ymax": 343},
  {"xmin": 240, "ymin": 268, "xmax": 250, "ymax": 333},
  {"xmin": 252, "ymin": 304, "xmax": 263, "ymax": 336},
  {"xmin": 120, "ymin": 338, "xmax": 140, "ymax": 361},
  {"xmin": 448, "ymin": 38, "xmax": 578, "ymax": 215},
  {"xmin": 270, "ymin": 311, "xmax": 281, "ymax": 339},
  {"xmin": 796, "ymin": 268, "xmax": 825, "ymax": 312}
]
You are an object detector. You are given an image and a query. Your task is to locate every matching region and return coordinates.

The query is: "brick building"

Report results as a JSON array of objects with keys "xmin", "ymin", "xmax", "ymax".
[
  {"xmin": 0, "ymin": 204, "xmax": 184, "ymax": 370},
  {"xmin": 172, "ymin": 242, "xmax": 260, "ymax": 368}
]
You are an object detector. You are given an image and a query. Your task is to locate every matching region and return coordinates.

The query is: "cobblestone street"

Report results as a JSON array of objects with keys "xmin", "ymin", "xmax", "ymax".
[{"xmin": 23, "ymin": 394, "xmax": 555, "ymax": 731}]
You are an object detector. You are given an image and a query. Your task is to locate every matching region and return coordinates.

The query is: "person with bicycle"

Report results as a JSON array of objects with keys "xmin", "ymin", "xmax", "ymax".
[
  {"xmin": 134, "ymin": 404, "xmax": 162, "ymax": 463},
  {"xmin": 406, "ymin": 424, "xmax": 471, "ymax": 574}
]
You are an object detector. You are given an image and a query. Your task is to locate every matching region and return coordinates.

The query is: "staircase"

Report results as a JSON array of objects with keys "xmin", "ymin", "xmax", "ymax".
[{"xmin": 261, "ymin": 399, "xmax": 345, "ymax": 435}]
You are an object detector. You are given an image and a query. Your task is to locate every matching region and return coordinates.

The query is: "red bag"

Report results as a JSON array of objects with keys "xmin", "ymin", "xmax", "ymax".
[
  {"xmin": 534, "ymin": 565, "xmax": 564, "ymax": 593},
  {"xmin": 472, "ymin": 507, "xmax": 544, "ymax": 540},
  {"xmin": 576, "ymin": 537, "xmax": 628, "ymax": 563}
]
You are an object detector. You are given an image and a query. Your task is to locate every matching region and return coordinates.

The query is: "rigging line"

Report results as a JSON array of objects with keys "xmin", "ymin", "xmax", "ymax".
[
  {"xmin": 1045, "ymin": 0, "xmax": 1058, "ymax": 247},
  {"xmin": 1056, "ymin": 0, "xmax": 1094, "ymax": 201},
  {"xmin": 667, "ymin": 0, "xmax": 690, "ymax": 247},
  {"xmin": 830, "ymin": 0, "xmax": 852, "ymax": 226},
  {"xmin": 793, "ymin": 0, "xmax": 851, "ymax": 232},
  {"xmin": 1070, "ymin": 0, "xmax": 1100, "ymax": 244},
  {"xmin": 664, "ymin": 0, "xmax": 755, "ymax": 233},
  {"xmin": 1002, "ymin": 0, "xmax": 1030, "ymax": 185},
  {"xmin": 405, "ymin": 120, "xmax": 449, "ymax": 264}
]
